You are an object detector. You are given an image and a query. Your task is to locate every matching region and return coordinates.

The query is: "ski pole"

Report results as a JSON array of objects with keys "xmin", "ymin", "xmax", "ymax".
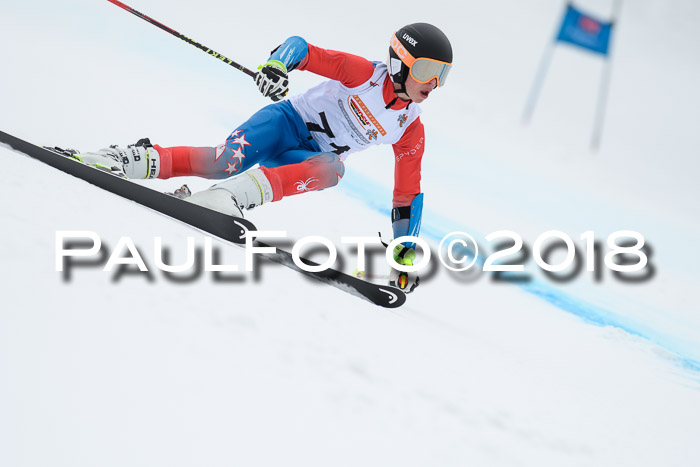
[{"xmin": 106, "ymin": 0, "xmax": 257, "ymax": 79}]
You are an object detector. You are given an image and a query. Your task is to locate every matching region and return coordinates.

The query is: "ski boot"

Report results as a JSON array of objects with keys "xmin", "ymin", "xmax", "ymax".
[
  {"xmin": 186, "ymin": 168, "xmax": 274, "ymax": 217},
  {"xmin": 45, "ymin": 138, "xmax": 160, "ymax": 179}
]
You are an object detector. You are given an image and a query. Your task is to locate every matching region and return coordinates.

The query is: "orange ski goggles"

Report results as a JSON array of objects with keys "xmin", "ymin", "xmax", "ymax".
[{"xmin": 390, "ymin": 34, "xmax": 452, "ymax": 87}]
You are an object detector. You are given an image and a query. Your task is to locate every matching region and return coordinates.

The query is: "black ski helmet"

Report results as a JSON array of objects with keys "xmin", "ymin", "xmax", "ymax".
[{"xmin": 388, "ymin": 23, "xmax": 453, "ymax": 91}]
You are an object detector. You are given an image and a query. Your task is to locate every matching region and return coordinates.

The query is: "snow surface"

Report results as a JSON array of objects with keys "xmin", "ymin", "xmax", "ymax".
[{"xmin": 2, "ymin": 0, "xmax": 700, "ymax": 465}]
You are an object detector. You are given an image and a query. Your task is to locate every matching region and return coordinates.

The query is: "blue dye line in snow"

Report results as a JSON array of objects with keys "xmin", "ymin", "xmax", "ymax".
[{"xmin": 339, "ymin": 170, "xmax": 700, "ymax": 376}]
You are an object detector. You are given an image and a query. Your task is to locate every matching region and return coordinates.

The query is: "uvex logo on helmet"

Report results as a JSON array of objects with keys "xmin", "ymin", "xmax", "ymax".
[{"xmin": 402, "ymin": 33, "xmax": 418, "ymax": 46}]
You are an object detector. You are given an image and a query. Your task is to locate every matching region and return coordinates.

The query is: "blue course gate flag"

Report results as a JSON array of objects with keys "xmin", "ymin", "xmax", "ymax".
[{"xmin": 556, "ymin": 4, "xmax": 613, "ymax": 56}]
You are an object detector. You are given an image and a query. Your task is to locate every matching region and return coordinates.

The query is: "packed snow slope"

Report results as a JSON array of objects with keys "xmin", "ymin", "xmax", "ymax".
[{"xmin": 2, "ymin": 0, "xmax": 700, "ymax": 466}]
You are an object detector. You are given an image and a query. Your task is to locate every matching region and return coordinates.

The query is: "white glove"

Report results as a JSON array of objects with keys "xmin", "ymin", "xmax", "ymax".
[{"xmin": 255, "ymin": 60, "xmax": 289, "ymax": 101}]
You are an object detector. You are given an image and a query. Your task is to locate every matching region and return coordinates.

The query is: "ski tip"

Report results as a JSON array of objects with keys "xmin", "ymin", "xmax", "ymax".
[{"xmin": 377, "ymin": 286, "xmax": 406, "ymax": 308}]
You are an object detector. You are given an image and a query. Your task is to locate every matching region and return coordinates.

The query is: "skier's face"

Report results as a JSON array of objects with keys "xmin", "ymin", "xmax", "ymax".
[{"xmin": 404, "ymin": 75, "xmax": 438, "ymax": 103}]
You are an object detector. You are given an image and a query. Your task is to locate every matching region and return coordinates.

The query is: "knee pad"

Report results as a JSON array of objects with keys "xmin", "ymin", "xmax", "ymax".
[{"xmin": 306, "ymin": 152, "xmax": 345, "ymax": 185}]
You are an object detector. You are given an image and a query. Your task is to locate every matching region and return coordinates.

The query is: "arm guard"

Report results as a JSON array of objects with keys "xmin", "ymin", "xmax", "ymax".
[
  {"xmin": 391, "ymin": 193, "xmax": 423, "ymax": 249},
  {"xmin": 268, "ymin": 36, "xmax": 309, "ymax": 72}
]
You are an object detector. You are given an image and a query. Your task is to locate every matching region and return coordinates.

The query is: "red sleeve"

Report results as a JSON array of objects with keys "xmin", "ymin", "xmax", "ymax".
[
  {"xmin": 298, "ymin": 44, "xmax": 375, "ymax": 88},
  {"xmin": 392, "ymin": 118, "xmax": 425, "ymax": 207}
]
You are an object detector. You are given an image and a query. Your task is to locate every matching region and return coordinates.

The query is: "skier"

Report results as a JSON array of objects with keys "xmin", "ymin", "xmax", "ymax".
[{"xmin": 63, "ymin": 23, "xmax": 453, "ymax": 293}]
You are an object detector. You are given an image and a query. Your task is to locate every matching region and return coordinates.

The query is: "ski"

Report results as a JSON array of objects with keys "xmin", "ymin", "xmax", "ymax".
[
  {"xmin": 0, "ymin": 130, "xmax": 406, "ymax": 308},
  {"xmin": 0, "ymin": 130, "xmax": 254, "ymax": 243},
  {"xmin": 252, "ymin": 240, "xmax": 406, "ymax": 308}
]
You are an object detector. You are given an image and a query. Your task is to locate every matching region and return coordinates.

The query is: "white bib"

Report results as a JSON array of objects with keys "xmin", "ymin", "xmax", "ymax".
[{"xmin": 289, "ymin": 63, "xmax": 422, "ymax": 160}]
